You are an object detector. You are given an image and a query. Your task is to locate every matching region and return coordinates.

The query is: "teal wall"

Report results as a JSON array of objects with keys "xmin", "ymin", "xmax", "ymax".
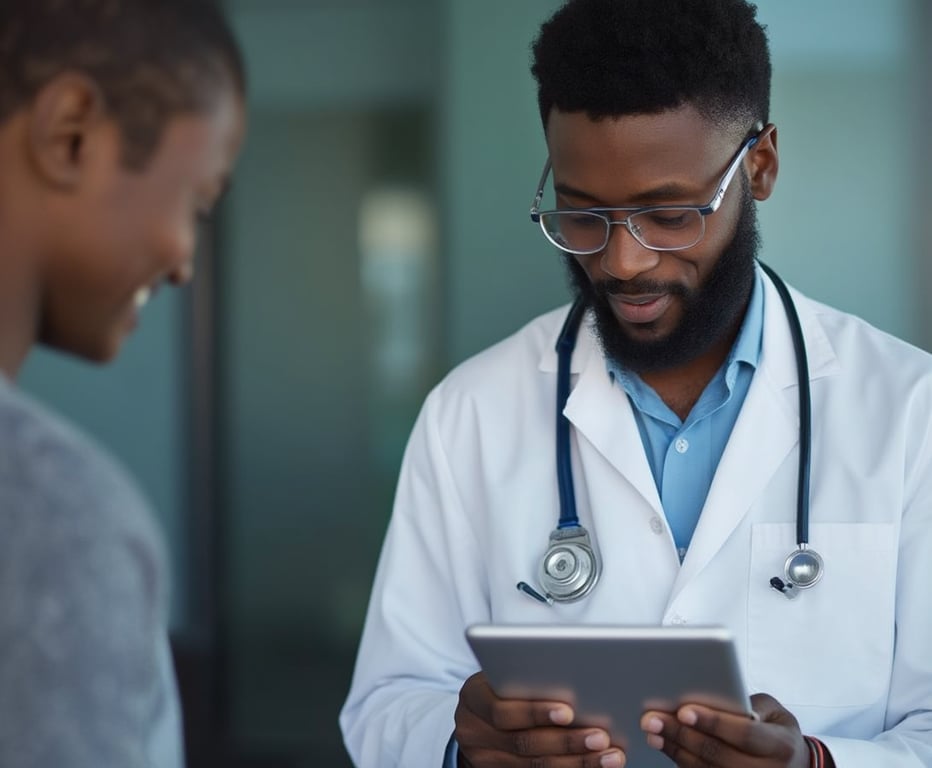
[
  {"xmin": 441, "ymin": 0, "xmax": 566, "ymax": 362},
  {"xmin": 755, "ymin": 0, "xmax": 922, "ymax": 346}
]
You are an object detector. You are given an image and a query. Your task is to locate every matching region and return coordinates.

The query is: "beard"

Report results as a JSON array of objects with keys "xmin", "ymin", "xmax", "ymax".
[{"xmin": 564, "ymin": 183, "xmax": 761, "ymax": 374}]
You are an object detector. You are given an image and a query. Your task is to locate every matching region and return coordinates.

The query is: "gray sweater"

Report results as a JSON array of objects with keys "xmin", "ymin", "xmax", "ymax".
[{"xmin": 0, "ymin": 376, "xmax": 183, "ymax": 767}]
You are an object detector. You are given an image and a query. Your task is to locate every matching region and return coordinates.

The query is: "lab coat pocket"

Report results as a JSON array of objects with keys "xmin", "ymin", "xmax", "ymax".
[{"xmin": 748, "ymin": 522, "xmax": 896, "ymax": 708}]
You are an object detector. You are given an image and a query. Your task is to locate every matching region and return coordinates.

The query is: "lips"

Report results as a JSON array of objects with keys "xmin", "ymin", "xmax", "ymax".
[{"xmin": 607, "ymin": 292, "xmax": 674, "ymax": 324}]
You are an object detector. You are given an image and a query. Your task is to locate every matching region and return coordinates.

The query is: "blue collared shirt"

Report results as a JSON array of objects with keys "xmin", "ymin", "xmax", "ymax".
[{"xmin": 608, "ymin": 271, "xmax": 765, "ymax": 561}]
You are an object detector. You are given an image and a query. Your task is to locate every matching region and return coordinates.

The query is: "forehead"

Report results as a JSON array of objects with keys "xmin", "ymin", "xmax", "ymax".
[{"xmin": 544, "ymin": 105, "xmax": 741, "ymax": 201}]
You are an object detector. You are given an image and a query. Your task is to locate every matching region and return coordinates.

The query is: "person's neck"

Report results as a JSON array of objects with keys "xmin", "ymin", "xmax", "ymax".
[
  {"xmin": 0, "ymin": 234, "xmax": 39, "ymax": 381},
  {"xmin": 637, "ymin": 317, "xmax": 743, "ymax": 422},
  {"xmin": 0, "ymin": 296, "xmax": 35, "ymax": 379},
  {"xmin": 0, "ymin": 337, "xmax": 30, "ymax": 381}
]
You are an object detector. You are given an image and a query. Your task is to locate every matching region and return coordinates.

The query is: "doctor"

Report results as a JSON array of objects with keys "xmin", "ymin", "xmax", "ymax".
[{"xmin": 340, "ymin": 0, "xmax": 932, "ymax": 766}]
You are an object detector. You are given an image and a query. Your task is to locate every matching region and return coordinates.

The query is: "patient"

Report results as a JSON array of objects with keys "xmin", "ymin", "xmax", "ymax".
[{"xmin": 0, "ymin": 1, "xmax": 246, "ymax": 765}]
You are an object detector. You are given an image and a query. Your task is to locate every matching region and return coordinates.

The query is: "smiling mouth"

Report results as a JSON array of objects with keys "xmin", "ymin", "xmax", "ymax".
[
  {"xmin": 614, "ymin": 293, "xmax": 665, "ymax": 305},
  {"xmin": 607, "ymin": 292, "xmax": 673, "ymax": 324}
]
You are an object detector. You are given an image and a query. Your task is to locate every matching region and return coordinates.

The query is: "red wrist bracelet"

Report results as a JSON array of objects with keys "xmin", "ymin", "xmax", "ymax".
[{"xmin": 804, "ymin": 735, "xmax": 826, "ymax": 768}]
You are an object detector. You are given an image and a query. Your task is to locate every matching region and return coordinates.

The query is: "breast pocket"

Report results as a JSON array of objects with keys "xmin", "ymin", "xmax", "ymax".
[{"xmin": 747, "ymin": 522, "xmax": 897, "ymax": 707}]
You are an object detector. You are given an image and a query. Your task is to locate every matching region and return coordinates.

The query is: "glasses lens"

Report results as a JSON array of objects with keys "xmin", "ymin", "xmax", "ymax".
[
  {"xmin": 539, "ymin": 209, "xmax": 706, "ymax": 253},
  {"xmin": 628, "ymin": 208, "xmax": 704, "ymax": 250},
  {"xmin": 539, "ymin": 211, "xmax": 608, "ymax": 254}
]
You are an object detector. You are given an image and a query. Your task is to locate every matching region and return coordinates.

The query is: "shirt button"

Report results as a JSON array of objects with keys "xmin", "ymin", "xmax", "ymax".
[
  {"xmin": 649, "ymin": 516, "xmax": 664, "ymax": 534},
  {"xmin": 675, "ymin": 438, "xmax": 689, "ymax": 454}
]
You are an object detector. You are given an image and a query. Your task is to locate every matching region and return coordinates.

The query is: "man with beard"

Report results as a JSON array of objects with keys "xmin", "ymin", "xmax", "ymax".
[{"xmin": 341, "ymin": 1, "xmax": 932, "ymax": 767}]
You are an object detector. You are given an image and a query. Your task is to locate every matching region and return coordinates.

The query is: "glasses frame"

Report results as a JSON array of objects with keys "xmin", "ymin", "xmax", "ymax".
[{"xmin": 529, "ymin": 129, "xmax": 762, "ymax": 255}]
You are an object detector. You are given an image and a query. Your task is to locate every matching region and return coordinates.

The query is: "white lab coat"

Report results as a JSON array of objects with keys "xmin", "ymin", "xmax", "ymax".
[{"xmin": 340, "ymin": 269, "xmax": 932, "ymax": 767}]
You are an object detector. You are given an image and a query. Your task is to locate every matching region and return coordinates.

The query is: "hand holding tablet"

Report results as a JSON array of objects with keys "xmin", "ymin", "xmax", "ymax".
[{"xmin": 464, "ymin": 624, "xmax": 753, "ymax": 768}]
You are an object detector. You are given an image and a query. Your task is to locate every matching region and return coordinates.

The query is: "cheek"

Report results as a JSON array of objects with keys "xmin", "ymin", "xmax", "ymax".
[
  {"xmin": 673, "ymin": 249, "xmax": 711, "ymax": 282},
  {"xmin": 690, "ymin": 245, "xmax": 731, "ymax": 289},
  {"xmin": 574, "ymin": 254, "xmax": 600, "ymax": 281},
  {"xmin": 660, "ymin": 239, "xmax": 723, "ymax": 286}
]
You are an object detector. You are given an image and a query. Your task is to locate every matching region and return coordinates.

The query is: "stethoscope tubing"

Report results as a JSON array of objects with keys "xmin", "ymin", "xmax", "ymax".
[
  {"xmin": 757, "ymin": 261, "xmax": 812, "ymax": 547},
  {"xmin": 555, "ymin": 299, "xmax": 588, "ymax": 529},
  {"xmin": 554, "ymin": 260, "xmax": 813, "ymax": 555}
]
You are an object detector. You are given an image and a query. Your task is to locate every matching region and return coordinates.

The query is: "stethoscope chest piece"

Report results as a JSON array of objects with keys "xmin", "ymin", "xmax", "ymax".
[
  {"xmin": 784, "ymin": 546, "xmax": 823, "ymax": 588},
  {"xmin": 538, "ymin": 525, "xmax": 601, "ymax": 602},
  {"xmin": 770, "ymin": 545, "xmax": 824, "ymax": 599}
]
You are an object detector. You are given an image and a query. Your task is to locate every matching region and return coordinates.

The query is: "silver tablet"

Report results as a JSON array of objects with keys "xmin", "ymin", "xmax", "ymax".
[{"xmin": 465, "ymin": 624, "xmax": 751, "ymax": 768}]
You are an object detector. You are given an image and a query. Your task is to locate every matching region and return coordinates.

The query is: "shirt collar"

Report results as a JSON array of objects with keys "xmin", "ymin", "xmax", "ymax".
[{"xmin": 727, "ymin": 268, "xmax": 765, "ymax": 373}]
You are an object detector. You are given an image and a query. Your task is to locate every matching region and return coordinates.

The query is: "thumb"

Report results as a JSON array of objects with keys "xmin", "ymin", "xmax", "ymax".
[{"xmin": 750, "ymin": 693, "xmax": 799, "ymax": 728}]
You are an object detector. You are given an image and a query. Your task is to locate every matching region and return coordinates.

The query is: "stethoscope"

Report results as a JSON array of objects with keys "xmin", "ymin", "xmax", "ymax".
[{"xmin": 516, "ymin": 262, "xmax": 823, "ymax": 605}]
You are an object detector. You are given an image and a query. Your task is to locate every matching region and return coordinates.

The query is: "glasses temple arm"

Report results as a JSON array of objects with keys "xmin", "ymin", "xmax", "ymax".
[
  {"xmin": 530, "ymin": 158, "xmax": 553, "ymax": 221},
  {"xmin": 707, "ymin": 136, "xmax": 759, "ymax": 212}
]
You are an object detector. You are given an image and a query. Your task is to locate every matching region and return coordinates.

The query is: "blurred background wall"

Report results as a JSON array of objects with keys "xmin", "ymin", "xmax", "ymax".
[{"xmin": 17, "ymin": 0, "xmax": 931, "ymax": 765}]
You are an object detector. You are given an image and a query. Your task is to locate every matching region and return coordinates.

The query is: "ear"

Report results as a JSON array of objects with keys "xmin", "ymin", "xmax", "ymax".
[
  {"xmin": 27, "ymin": 72, "xmax": 107, "ymax": 190},
  {"xmin": 746, "ymin": 123, "xmax": 778, "ymax": 202}
]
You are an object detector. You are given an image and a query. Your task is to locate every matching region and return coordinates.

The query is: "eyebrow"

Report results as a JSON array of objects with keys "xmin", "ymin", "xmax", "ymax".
[{"xmin": 554, "ymin": 180, "xmax": 705, "ymax": 207}]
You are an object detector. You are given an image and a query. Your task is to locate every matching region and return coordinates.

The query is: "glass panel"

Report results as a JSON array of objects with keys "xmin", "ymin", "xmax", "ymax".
[
  {"xmin": 755, "ymin": 0, "xmax": 924, "ymax": 345},
  {"xmin": 221, "ymin": 107, "xmax": 438, "ymax": 766}
]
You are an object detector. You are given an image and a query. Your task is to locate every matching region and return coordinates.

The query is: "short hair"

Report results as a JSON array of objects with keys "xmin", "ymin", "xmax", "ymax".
[
  {"xmin": 531, "ymin": 0, "xmax": 771, "ymax": 135},
  {"xmin": 0, "ymin": 0, "xmax": 246, "ymax": 169}
]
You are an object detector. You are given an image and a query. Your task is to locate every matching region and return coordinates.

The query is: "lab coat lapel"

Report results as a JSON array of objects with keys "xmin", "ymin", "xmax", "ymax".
[
  {"xmin": 561, "ymin": 316, "xmax": 663, "ymax": 515},
  {"xmin": 672, "ymin": 273, "xmax": 839, "ymax": 596}
]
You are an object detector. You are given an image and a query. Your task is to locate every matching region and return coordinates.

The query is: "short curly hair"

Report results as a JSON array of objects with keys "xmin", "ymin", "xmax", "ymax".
[
  {"xmin": 0, "ymin": 0, "xmax": 245, "ymax": 170},
  {"xmin": 531, "ymin": 0, "xmax": 771, "ymax": 134}
]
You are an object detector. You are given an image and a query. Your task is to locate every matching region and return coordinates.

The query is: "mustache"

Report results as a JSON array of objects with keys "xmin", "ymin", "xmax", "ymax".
[{"xmin": 594, "ymin": 278, "xmax": 689, "ymax": 299}]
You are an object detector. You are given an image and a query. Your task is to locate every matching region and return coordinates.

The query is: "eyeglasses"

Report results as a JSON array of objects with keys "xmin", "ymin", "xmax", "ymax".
[{"xmin": 529, "ymin": 131, "xmax": 761, "ymax": 255}]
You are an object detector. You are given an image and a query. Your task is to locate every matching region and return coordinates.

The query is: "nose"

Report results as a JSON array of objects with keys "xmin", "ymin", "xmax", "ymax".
[{"xmin": 599, "ymin": 220, "xmax": 661, "ymax": 281}]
